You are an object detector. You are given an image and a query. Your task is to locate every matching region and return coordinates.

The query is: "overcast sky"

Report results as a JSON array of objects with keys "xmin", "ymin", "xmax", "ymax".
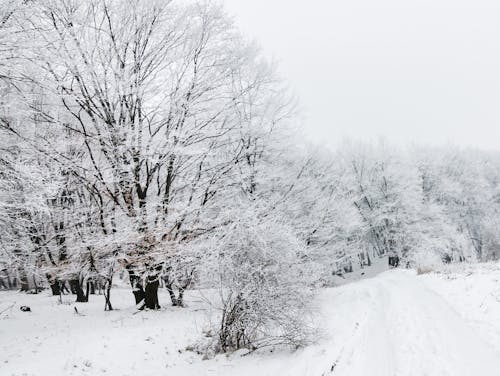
[{"xmin": 224, "ymin": 0, "xmax": 500, "ymax": 150}]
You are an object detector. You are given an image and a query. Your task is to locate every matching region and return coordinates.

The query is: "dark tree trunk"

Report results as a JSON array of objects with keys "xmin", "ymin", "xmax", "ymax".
[
  {"xmin": 175, "ymin": 275, "xmax": 194, "ymax": 307},
  {"xmin": 127, "ymin": 264, "xmax": 162, "ymax": 310},
  {"xmin": 19, "ymin": 271, "xmax": 29, "ymax": 292},
  {"xmin": 47, "ymin": 274, "xmax": 61, "ymax": 295},
  {"xmin": 69, "ymin": 280, "xmax": 77, "ymax": 294},
  {"xmin": 163, "ymin": 271, "xmax": 193, "ymax": 307},
  {"xmin": 128, "ymin": 269, "xmax": 145, "ymax": 307},
  {"xmin": 89, "ymin": 281, "xmax": 95, "ymax": 294},
  {"xmin": 144, "ymin": 277, "xmax": 160, "ymax": 310},
  {"xmin": 165, "ymin": 282, "xmax": 179, "ymax": 306},
  {"xmin": 33, "ymin": 276, "xmax": 39, "ymax": 294},
  {"xmin": 10, "ymin": 275, "xmax": 18, "ymax": 289},
  {"xmin": 133, "ymin": 286, "xmax": 145, "ymax": 306},
  {"xmin": 49, "ymin": 281, "xmax": 61, "ymax": 295},
  {"xmin": 18, "ymin": 268, "xmax": 30, "ymax": 292},
  {"xmin": 177, "ymin": 288, "xmax": 185, "ymax": 307},
  {"xmin": 164, "ymin": 284, "xmax": 187, "ymax": 307},
  {"xmin": 69, "ymin": 279, "xmax": 88, "ymax": 302},
  {"xmin": 0, "ymin": 276, "xmax": 8, "ymax": 290},
  {"xmin": 103, "ymin": 278, "xmax": 113, "ymax": 311},
  {"xmin": 85, "ymin": 281, "xmax": 90, "ymax": 301},
  {"xmin": 61, "ymin": 281, "xmax": 70, "ymax": 294}
]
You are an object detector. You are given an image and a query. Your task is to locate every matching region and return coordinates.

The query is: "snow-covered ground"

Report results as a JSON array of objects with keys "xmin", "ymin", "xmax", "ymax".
[{"xmin": 2, "ymin": 263, "xmax": 500, "ymax": 376}]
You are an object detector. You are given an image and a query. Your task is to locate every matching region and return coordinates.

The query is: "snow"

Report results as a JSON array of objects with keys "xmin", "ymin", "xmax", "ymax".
[
  {"xmin": 330, "ymin": 270, "xmax": 500, "ymax": 375},
  {"xmin": 419, "ymin": 263, "xmax": 500, "ymax": 357},
  {"xmin": 2, "ymin": 264, "xmax": 500, "ymax": 376}
]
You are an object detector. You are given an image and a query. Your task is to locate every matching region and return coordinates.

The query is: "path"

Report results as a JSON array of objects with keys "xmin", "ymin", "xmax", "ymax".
[{"xmin": 323, "ymin": 270, "xmax": 500, "ymax": 376}]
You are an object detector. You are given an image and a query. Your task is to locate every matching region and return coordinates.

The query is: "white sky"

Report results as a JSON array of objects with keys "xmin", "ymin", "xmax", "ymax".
[{"xmin": 223, "ymin": 0, "xmax": 500, "ymax": 150}]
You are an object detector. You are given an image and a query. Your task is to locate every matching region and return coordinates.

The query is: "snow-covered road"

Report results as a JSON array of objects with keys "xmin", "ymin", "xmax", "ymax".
[{"xmin": 324, "ymin": 271, "xmax": 500, "ymax": 376}]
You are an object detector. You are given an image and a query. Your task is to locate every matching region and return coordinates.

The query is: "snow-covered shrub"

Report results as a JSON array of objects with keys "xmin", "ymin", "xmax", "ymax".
[
  {"xmin": 410, "ymin": 248, "xmax": 444, "ymax": 273},
  {"xmin": 202, "ymin": 216, "xmax": 315, "ymax": 354}
]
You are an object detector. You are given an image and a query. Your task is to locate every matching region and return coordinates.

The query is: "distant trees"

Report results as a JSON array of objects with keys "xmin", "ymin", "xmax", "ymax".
[{"xmin": 264, "ymin": 142, "xmax": 500, "ymax": 280}]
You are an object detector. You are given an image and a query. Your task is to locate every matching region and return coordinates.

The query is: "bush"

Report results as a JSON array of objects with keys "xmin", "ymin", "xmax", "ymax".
[{"xmin": 202, "ymin": 216, "xmax": 315, "ymax": 354}]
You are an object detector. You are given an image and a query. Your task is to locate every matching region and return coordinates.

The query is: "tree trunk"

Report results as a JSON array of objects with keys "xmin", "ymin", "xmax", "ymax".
[
  {"xmin": 69, "ymin": 279, "xmax": 88, "ymax": 302},
  {"xmin": 164, "ymin": 272, "xmax": 192, "ymax": 307},
  {"xmin": 46, "ymin": 274, "xmax": 62, "ymax": 295},
  {"xmin": 61, "ymin": 281, "xmax": 70, "ymax": 294},
  {"xmin": 33, "ymin": 276, "xmax": 39, "ymax": 294},
  {"xmin": 10, "ymin": 275, "xmax": 18, "ymax": 289},
  {"xmin": 176, "ymin": 288, "xmax": 185, "ymax": 307},
  {"xmin": 144, "ymin": 276, "xmax": 160, "ymax": 310},
  {"xmin": 58, "ymin": 281, "xmax": 64, "ymax": 303},
  {"xmin": 49, "ymin": 280, "xmax": 61, "ymax": 295},
  {"xmin": 85, "ymin": 281, "xmax": 90, "ymax": 301},
  {"xmin": 103, "ymin": 278, "xmax": 113, "ymax": 311},
  {"xmin": 89, "ymin": 281, "xmax": 95, "ymax": 294},
  {"xmin": 20, "ymin": 280, "xmax": 29, "ymax": 292},
  {"xmin": 165, "ymin": 282, "xmax": 179, "ymax": 306},
  {"xmin": 0, "ymin": 276, "xmax": 8, "ymax": 290},
  {"xmin": 97, "ymin": 280, "xmax": 103, "ymax": 295},
  {"xmin": 175, "ymin": 273, "xmax": 194, "ymax": 307},
  {"xmin": 69, "ymin": 280, "xmax": 77, "ymax": 294},
  {"xmin": 128, "ymin": 270, "xmax": 145, "ymax": 306},
  {"xmin": 19, "ymin": 271, "xmax": 29, "ymax": 292}
]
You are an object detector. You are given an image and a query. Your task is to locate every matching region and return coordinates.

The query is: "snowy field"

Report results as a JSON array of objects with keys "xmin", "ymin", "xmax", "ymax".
[{"xmin": 2, "ymin": 263, "xmax": 500, "ymax": 376}]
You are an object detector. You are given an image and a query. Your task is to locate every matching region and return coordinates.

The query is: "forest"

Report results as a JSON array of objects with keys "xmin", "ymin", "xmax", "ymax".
[{"xmin": 2, "ymin": 0, "xmax": 500, "ymax": 366}]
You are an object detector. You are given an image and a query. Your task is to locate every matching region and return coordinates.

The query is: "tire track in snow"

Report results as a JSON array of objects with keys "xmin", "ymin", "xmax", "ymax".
[{"xmin": 330, "ymin": 270, "xmax": 500, "ymax": 376}]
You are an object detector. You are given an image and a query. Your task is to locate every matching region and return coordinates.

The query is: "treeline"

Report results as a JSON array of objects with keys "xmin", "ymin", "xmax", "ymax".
[{"xmin": 1, "ymin": 0, "xmax": 499, "ymax": 354}]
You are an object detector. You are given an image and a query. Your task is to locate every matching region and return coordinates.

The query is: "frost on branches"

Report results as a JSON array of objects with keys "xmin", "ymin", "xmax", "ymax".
[{"xmin": 199, "ymin": 214, "xmax": 314, "ymax": 355}]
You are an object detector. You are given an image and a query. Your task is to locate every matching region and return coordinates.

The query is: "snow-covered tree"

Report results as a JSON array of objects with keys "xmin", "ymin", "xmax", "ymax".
[{"xmin": 201, "ymin": 211, "xmax": 314, "ymax": 353}]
